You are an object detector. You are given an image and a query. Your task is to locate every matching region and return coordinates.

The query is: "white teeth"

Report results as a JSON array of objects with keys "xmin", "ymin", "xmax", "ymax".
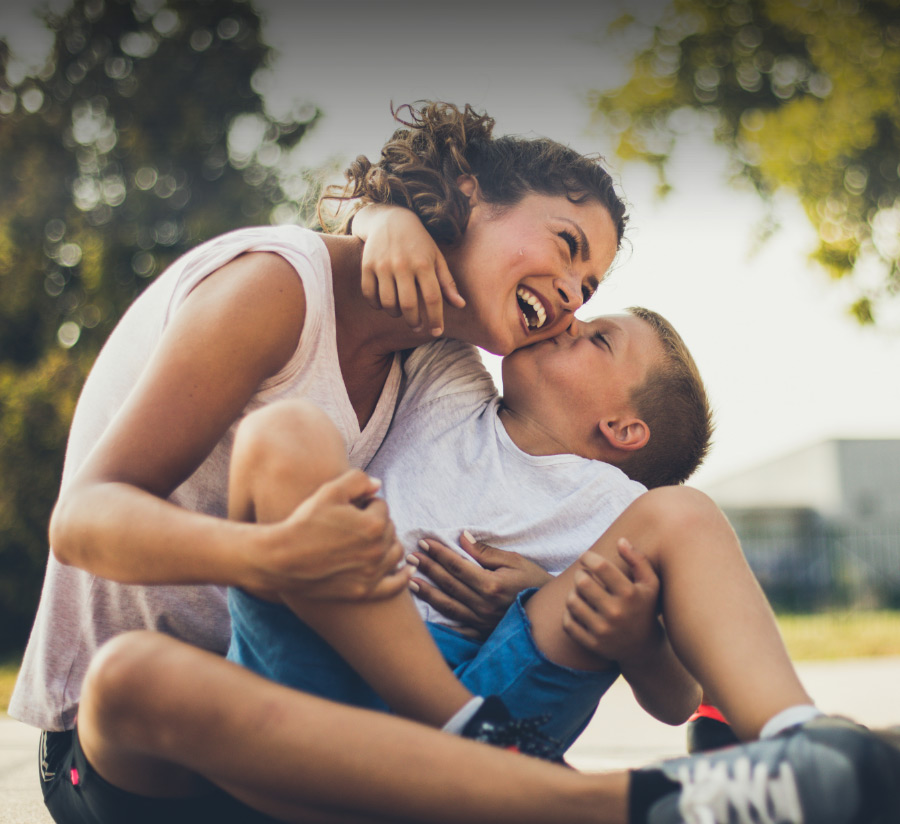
[{"xmin": 516, "ymin": 286, "xmax": 547, "ymax": 329}]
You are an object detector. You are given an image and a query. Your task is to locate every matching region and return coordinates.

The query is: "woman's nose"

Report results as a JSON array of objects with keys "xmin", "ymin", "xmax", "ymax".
[{"xmin": 554, "ymin": 276, "xmax": 584, "ymax": 311}]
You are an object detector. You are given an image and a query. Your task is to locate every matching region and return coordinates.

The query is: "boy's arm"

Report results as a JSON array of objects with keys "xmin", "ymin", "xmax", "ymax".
[
  {"xmin": 563, "ymin": 540, "xmax": 701, "ymax": 725},
  {"xmin": 351, "ymin": 203, "xmax": 465, "ymax": 336}
]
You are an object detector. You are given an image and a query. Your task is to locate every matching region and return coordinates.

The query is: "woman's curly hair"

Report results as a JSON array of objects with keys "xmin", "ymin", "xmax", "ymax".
[{"xmin": 318, "ymin": 102, "xmax": 628, "ymax": 247}]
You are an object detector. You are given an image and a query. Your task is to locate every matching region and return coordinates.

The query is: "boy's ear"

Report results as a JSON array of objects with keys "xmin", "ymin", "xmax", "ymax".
[
  {"xmin": 598, "ymin": 417, "xmax": 650, "ymax": 453},
  {"xmin": 456, "ymin": 174, "xmax": 481, "ymax": 204}
]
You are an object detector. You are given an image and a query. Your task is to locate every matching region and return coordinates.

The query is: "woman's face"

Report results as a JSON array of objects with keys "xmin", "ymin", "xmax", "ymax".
[{"xmin": 441, "ymin": 188, "xmax": 620, "ymax": 356}]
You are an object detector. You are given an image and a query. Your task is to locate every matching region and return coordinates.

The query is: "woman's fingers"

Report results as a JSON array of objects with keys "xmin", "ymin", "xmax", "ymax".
[
  {"xmin": 408, "ymin": 541, "xmax": 480, "ymax": 605},
  {"xmin": 408, "ymin": 577, "xmax": 485, "ymax": 635}
]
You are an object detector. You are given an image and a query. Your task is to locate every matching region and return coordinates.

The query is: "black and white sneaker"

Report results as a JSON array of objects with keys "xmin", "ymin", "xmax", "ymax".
[
  {"xmin": 461, "ymin": 696, "xmax": 563, "ymax": 762},
  {"xmin": 640, "ymin": 716, "xmax": 900, "ymax": 823}
]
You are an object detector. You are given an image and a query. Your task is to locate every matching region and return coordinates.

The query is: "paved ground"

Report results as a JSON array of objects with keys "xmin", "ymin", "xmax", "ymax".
[{"xmin": 3, "ymin": 655, "xmax": 899, "ymax": 823}]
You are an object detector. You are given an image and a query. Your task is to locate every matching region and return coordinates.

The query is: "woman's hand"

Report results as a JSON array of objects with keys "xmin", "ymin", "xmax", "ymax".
[
  {"xmin": 255, "ymin": 469, "xmax": 410, "ymax": 602},
  {"xmin": 407, "ymin": 532, "xmax": 553, "ymax": 639},
  {"xmin": 352, "ymin": 204, "xmax": 465, "ymax": 336},
  {"xmin": 562, "ymin": 538, "xmax": 663, "ymax": 664}
]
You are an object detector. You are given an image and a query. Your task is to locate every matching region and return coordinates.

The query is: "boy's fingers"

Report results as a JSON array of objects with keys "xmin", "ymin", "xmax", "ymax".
[
  {"xmin": 581, "ymin": 551, "xmax": 631, "ymax": 597},
  {"xmin": 418, "ymin": 538, "xmax": 488, "ymax": 588},
  {"xmin": 416, "ymin": 273, "xmax": 444, "ymax": 336},
  {"xmin": 435, "ymin": 253, "xmax": 465, "ymax": 308},
  {"xmin": 394, "ymin": 275, "xmax": 422, "ymax": 331},
  {"xmin": 617, "ymin": 538, "xmax": 658, "ymax": 587},
  {"xmin": 376, "ymin": 275, "xmax": 402, "ymax": 318},
  {"xmin": 360, "ymin": 268, "xmax": 381, "ymax": 309}
]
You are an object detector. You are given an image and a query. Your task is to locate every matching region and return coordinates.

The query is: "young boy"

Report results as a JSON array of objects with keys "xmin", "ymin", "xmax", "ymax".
[{"xmin": 226, "ymin": 307, "xmax": 818, "ymax": 757}]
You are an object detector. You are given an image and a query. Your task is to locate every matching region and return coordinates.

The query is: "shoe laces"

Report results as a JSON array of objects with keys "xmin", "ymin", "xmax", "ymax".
[
  {"xmin": 469, "ymin": 714, "xmax": 561, "ymax": 761},
  {"xmin": 676, "ymin": 755, "xmax": 804, "ymax": 824}
]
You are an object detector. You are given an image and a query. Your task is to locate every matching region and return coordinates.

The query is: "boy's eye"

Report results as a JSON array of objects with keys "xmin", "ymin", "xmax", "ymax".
[
  {"xmin": 592, "ymin": 332, "xmax": 608, "ymax": 348},
  {"xmin": 559, "ymin": 229, "xmax": 580, "ymax": 257}
]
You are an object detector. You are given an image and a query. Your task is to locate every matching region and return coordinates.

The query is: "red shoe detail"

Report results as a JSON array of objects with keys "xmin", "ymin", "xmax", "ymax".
[{"xmin": 688, "ymin": 703, "xmax": 729, "ymax": 724}]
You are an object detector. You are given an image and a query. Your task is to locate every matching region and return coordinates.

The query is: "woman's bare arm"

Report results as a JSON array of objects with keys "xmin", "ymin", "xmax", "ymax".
[{"xmin": 50, "ymin": 252, "xmax": 399, "ymax": 596}]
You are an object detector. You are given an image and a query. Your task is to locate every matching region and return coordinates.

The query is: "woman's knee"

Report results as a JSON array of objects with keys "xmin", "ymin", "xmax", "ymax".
[{"xmin": 80, "ymin": 631, "xmax": 177, "ymax": 744}]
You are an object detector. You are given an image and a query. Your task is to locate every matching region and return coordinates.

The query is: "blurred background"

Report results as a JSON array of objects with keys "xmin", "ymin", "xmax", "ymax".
[{"xmin": 1, "ymin": 0, "xmax": 899, "ymax": 672}]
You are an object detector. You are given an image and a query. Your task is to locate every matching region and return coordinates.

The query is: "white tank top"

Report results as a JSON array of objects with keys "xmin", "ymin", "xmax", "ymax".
[{"xmin": 10, "ymin": 225, "xmax": 401, "ymax": 731}]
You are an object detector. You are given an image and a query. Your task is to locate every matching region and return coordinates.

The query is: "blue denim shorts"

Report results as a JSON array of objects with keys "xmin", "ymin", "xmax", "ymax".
[{"xmin": 228, "ymin": 587, "xmax": 619, "ymax": 753}]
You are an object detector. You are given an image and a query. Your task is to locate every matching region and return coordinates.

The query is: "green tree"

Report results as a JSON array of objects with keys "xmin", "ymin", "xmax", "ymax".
[
  {"xmin": 592, "ymin": 0, "xmax": 900, "ymax": 323},
  {"xmin": 0, "ymin": 0, "xmax": 317, "ymax": 655}
]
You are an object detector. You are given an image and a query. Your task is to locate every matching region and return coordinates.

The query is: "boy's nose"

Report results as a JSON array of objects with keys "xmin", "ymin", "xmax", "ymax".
[
  {"xmin": 553, "ymin": 276, "xmax": 584, "ymax": 312},
  {"xmin": 564, "ymin": 319, "xmax": 583, "ymax": 338}
]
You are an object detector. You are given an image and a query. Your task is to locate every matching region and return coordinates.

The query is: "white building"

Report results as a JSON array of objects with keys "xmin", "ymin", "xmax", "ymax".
[{"xmin": 702, "ymin": 440, "xmax": 900, "ymax": 610}]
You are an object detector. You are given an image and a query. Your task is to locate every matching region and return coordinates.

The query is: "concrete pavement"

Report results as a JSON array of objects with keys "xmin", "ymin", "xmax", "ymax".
[{"xmin": 3, "ymin": 656, "xmax": 899, "ymax": 822}]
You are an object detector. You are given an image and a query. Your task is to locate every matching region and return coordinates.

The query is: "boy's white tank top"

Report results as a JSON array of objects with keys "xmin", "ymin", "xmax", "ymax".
[{"xmin": 9, "ymin": 225, "xmax": 401, "ymax": 731}]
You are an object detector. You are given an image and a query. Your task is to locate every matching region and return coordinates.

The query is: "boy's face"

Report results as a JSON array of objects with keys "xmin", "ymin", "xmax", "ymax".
[{"xmin": 500, "ymin": 313, "xmax": 660, "ymax": 458}]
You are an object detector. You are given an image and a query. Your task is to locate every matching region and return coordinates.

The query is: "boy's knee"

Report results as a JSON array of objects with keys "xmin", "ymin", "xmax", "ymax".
[
  {"xmin": 233, "ymin": 400, "xmax": 347, "ymax": 486},
  {"xmin": 634, "ymin": 485, "xmax": 726, "ymax": 541}
]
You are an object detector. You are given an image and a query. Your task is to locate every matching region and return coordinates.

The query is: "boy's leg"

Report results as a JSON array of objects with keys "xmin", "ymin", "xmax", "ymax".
[
  {"xmin": 229, "ymin": 400, "xmax": 472, "ymax": 727},
  {"xmin": 77, "ymin": 630, "xmax": 629, "ymax": 824},
  {"xmin": 525, "ymin": 486, "xmax": 812, "ymax": 741}
]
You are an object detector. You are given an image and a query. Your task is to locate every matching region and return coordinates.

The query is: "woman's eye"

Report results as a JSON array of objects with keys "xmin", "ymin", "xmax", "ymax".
[
  {"xmin": 559, "ymin": 230, "xmax": 580, "ymax": 257},
  {"xmin": 582, "ymin": 284, "xmax": 595, "ymax": 303}
]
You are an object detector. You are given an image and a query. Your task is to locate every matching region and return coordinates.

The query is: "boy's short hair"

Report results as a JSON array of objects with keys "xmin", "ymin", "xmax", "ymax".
[{"xmin": 617, "ymin": 307, "xmax": 714, "ymax": 488}]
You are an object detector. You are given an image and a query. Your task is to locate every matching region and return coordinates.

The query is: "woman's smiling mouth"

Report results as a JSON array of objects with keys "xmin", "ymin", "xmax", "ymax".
[{"xmin": 516, "ymin": 285, "xmax": 548, "ymax": 330}]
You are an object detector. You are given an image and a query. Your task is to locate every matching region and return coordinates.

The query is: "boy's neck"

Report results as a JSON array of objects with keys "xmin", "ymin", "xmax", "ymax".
[{"xmin": 496, "ymin": 403, "xmax": 574, "ymax": 458}]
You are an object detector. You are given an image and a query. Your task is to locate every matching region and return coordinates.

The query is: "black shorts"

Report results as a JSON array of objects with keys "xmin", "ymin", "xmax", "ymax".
[{"xmin": 39, "ymin": 727, "xmax": 279, "ymax": 823}]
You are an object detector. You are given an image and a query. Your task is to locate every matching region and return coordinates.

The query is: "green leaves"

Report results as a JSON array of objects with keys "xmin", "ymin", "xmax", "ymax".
[
  {"xmin": 592, "ymin": 0, "xmax": 900, "ymax": 323},
  {"xmin": 0, "ymin": 0, "xmax": 318, "ymax": 653}
]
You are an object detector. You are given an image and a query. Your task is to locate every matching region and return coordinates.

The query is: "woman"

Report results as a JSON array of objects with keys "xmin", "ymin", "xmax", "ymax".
[{"xmin": 13, "ymin": 100, "xmax": 621, "ymax": 809}]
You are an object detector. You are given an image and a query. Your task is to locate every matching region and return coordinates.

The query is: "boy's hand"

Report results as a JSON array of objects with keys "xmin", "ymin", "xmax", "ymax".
[
  {"xmin": 352, "ymin": 204, "xmax": 465, "ymax": 336},
  {"xmin": 407, "ymin": 532, "xmax": 552, "ymax": 639},
  {"xmin": 562, "ymin": 538, "xmax": 663, "ymax": 664}
]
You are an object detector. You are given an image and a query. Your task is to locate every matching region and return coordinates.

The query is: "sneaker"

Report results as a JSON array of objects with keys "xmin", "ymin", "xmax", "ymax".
[
  {"xmin": 461, "ymin": 696, "xmax": 563, "ymax": 762},
  {"xmin": 686, "ymin": 715, "xmax": 740, "ymax": 753},
  {"xmin": 641, "ymin": 716, "xmax": 900, "ymax": 823}
]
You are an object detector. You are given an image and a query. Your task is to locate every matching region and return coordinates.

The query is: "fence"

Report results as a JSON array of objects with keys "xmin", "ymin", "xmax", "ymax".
[{"xmin": 725, "ymin": 507, "xmax": 900, "ymax": 612}]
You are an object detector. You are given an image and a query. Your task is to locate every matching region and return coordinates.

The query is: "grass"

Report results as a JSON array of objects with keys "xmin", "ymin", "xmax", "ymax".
[
  {"xmin": 2, "ymin": 611, "xmax": 899, "ymax": 715},
  {"xmin": 1, "ymin": 655, "xmax": 20, "ymax": 716},
  {"xmin": 776, "ymin": 609, "xmax": 900, "ymax": 660}
]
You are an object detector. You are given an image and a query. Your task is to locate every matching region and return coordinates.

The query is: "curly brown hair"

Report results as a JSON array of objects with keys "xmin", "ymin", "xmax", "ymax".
[{"xmin": 318, "ymin": 101, "xmax": 628, "ymax": 247}]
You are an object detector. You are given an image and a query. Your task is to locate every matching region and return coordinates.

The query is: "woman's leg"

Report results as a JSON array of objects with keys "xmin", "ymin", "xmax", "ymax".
[
  {"xmin": 77, "ymin": 630, "xmax": 628, "ymax": 824},
  {"xmin": 229, "ymin": 399, "xmax": 472, "ymax": 726},
  {"xmin": 525, "ymin": 486, "xmax": 812, "ymax": 741}
]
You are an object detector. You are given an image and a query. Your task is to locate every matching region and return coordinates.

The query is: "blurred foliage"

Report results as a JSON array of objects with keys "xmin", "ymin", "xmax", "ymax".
[
  {"xmin": 0, "ymin": 0, "xmax": 319, "ymax": 655},
  {"xmin": 592, "ymin": 0, "xmax": 900, "ymax": 323}
]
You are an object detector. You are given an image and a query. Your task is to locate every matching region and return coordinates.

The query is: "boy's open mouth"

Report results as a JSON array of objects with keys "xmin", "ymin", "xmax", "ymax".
[{"xmin": 516, "ymin": 286, "xmax": 547, "ymax": 330}]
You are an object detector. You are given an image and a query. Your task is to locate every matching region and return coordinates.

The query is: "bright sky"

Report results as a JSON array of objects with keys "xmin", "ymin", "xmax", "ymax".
[{"xmin": 4, "ymin": 0, "xmax": 900, "ymax": 489}]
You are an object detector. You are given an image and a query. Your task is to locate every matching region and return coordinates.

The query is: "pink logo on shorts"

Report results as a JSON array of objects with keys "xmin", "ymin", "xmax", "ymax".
[{"xmin": 70, "ymin": 767, "xmax": 80, "ymax": 786}]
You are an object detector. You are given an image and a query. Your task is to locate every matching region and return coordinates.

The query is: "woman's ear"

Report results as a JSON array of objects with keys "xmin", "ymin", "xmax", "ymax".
[
  {"xmin": 456, "ymin": 174, "xmax": 480, "ymax": 203},
  {"xmin": 598, "ymin": 417, "xmax": 650, "ymax": 453}
]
